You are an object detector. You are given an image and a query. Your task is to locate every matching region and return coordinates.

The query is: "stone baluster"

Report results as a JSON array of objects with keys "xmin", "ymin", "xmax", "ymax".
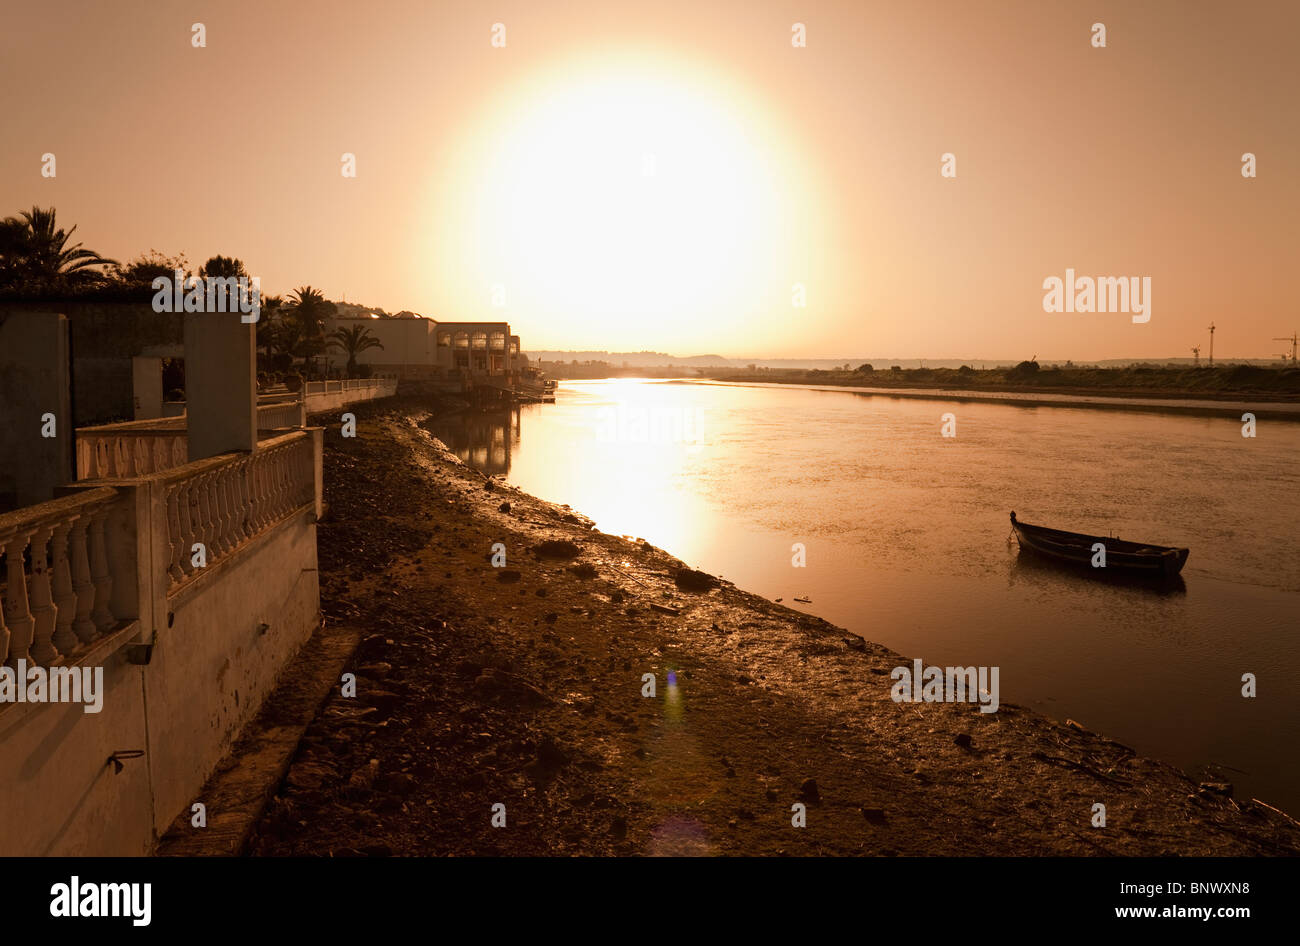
[
  {"xmin": 286, "ymin": 445, "xmax": 300, "ymax": 509},
  {"xmin": 262, "ymin": 451, "xmax": 279, "ymax": 523},
  {"xmin": 0, "ymin": 548, "xmax": 9, "ymax": 663},
  {"xmin": 206, "ymin": 471, "xmax": 224, "ymax": 558},
  {"xmin": 27, "ymin": 525, "xmax": 59, "ymax": 665},
  {"xmin": 177, "ymin": 479, "xmax": 197, "ymax": 577},
  {"xmin": 203, "ymin": 471, "xmax": 224, "ymax": 558},
  {"xmin": 233, "ymin": 457, "xmax": 253, "ymax": 541},
  {"xmin": 208, "ymin": 470, "xmax": 227, "ymax": 558},
  {"xmin": 255, "ymin": 453, "xmax": 271, "ymax": 529},
  {"xmin": 165, "ymin": 485, "xmax": 185, "ymax": 582},
  {"xmin": 274, "ymin": 447, "xmax": 290, "ymax": 518},
  {"xmin": 3, "ymin": 531, "xmax": 36, "ymax": 666},
  {"xmin": 217, "ymin": 468, "xmax": 237, "ymax": 555},
  {"xmin": 50, "ymin": 520, "xmax": 79, "ymax": 658},
  {"xmin": 211, "ymin": 470, "xmax": 231, "ymax": 557},
  {"xmin": 192, "ymin": 473, "xmax": 213, "ymax": 569},
  {"xmin": 89, "ymin": 510, "xmax": 115, "ymax": 632},
  {"xmin": 69, "ymin": 518, "xmax": 99, "ymax": 646},
  {"xmin": 243, "ymin": 458, "xmax": 260, "ymax": 535}
]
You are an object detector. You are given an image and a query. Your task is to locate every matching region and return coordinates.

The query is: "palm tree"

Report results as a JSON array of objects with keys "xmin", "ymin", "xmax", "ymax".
[
  {"xmin": 256, "ymin": 294, "xmax": 287, "ymax": 362},
  {"xmin": 329, "ymin": 324, "xmax": 384, "ymax": 376},
  {"xmin": 0, "ymin": 206, "xmax": 116, "ymax": 289},
  {"xmin": 282, "ymin": 286, "xmax": 337, "ymax": 373}
]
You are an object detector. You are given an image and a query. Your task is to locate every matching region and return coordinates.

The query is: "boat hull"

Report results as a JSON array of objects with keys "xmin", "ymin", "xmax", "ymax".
[{"xmin": 1009, "ymin": 512, "xmax": 1188, "ymax": 578}]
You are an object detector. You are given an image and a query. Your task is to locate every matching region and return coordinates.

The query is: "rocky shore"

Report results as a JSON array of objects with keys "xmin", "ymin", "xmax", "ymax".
[{"xmin": 248, "ymin": 397, "xmax": 1300, "ymax": 856}]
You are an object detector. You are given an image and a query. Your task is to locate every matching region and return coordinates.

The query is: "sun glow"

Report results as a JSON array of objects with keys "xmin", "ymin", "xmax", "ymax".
[{"xmin": 431, "ymin": 54, "xmax": 823, "ymax": 352}]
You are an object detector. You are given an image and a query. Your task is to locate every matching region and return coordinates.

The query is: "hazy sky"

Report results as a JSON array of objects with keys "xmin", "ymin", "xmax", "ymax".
[{"xmin": 2, "ymin": 0, "xmax": 1296, "ymax": 359}]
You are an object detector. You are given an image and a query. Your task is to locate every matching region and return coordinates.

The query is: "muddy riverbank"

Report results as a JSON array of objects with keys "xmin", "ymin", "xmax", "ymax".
[{"xmin": 248, "ymin": 397, "xmax": 1300, "ymax": 856}]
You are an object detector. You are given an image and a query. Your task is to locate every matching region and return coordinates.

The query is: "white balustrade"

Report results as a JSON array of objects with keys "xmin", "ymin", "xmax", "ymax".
[
  {"xmin": 76, "ymin": 430, "xmax": 188, "ymax": 479},
  {"xmin": 160, "ymin": 431, "xmax": 315, "ymax": 589},
  {"xmin": 0, "ymin": 488, "xmax": 125, "ymax": 667},
  {"xmin": 256, "ymin": 398, "xmax": 306, "ymax": 430}
]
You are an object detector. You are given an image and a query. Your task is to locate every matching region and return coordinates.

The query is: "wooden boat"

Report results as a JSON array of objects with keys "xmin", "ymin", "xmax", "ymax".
[{"xmin": 1009, "ymin": 511, "xmax": 1189, "ymax": 578}]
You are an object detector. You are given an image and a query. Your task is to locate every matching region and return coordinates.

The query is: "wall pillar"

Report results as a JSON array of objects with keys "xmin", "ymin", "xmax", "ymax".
[
  {"xmin": 0, "ymin": 309, "xmax": 72, "ymax": 509},
  {"xmin": 183, "ymin": 311, "xmax": 257, "ymax": 461}
]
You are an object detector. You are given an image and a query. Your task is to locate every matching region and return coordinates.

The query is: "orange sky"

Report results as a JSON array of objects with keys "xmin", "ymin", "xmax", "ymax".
[{"xmin": 2, "ymin": 0, "xmax": 1296, "ymax": 360}]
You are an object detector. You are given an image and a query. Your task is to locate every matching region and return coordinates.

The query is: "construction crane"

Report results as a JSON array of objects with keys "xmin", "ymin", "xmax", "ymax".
[
  {"xmin": 1191, "ymin": 345, "xmax": 1200, "ymax": 367},
  {"xmin": 1273, "ymin": 334, "xmax": 1298, "ymax": 365},
  {"xmin": 1208, "ymin": 322, "xmax": 1215, "ymax": 366}
]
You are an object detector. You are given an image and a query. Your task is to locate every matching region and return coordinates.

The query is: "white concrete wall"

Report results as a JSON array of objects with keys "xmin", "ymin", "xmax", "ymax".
[
  {"xmin": 324, "ymin": 316, "xmax": 435, "ymax": 371},
  {"xmin": 0, "ymin": 442, "xmax": 323, "ymax": 855},
  {"xmin": 132, "ymin": 356, "xmax": 164, "ymax": 420},
  {"xmin": 144, "ymin": 506, "xmax": 319, "ymax": 834},
  {"xmin": 0, "ymin": 640, "xmax": 153, "ymax": 856}
]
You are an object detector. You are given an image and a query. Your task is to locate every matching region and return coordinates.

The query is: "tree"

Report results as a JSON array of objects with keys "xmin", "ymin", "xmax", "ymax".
[
  {"xmin": 329, "ymin": 324, "xmax": 384, "ymax": 376},
  {"xmin": 277, "ymin": 286, "xmax": 337, "ymax": 371},
  {"xmin": 256, "ymin": 294, "xmax": 288, "ymax": 365},
  {"xmin": 0, "ymin": 206, "xmax": 117, "ymax": 290},
  {"xmin": 107, "ymin": 249, "xmax": 192, "ymax": 289},
  {"xmin": 198, "ymin": 255, "xmax": 252, "ymax": 313}
]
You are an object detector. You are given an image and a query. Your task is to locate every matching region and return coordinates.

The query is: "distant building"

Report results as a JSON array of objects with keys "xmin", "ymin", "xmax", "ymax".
[
  {"xmin": 432, "ymin": 321, "xmax": 515, "ymax": 379},
  {"xmin": 321, "ymin": 314, "xmax": 519, "ymax": 385}
]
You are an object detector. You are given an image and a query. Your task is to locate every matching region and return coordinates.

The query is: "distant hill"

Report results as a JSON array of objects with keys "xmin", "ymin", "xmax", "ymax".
[{"xmin": 526, "ymin": 352, "xmax": 1290, "ymax": 370}]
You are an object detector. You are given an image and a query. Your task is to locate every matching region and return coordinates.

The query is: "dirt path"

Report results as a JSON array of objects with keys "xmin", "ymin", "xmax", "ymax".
[{"xmin": 248, "ymin": 399, "xmax": 1300, "ymax": 856}]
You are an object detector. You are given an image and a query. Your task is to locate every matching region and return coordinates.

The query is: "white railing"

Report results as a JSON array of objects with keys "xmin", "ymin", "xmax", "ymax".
[
  {"xmin": 256, "ymin": 399, "xmax": 307, "ymax": 429},
  {"xmin": 0, "ymin": 488, "xmax": 128, "ymax": 666},
  {"xmin": 159, "ymin": 431, "xmax": 315, "ymax": 590},
  {"xmin": 77, "ymin": 429, "xmax": 188, "ymax": 479},
  {"xmin": 75, "ymin": 401, "xmax": 308, "ymax": 479},
  {"xmin": 303, "ymin": 376, "xmax": 398, "ymax": 397}
]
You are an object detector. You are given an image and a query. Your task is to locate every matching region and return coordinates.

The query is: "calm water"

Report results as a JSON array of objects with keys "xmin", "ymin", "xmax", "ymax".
[{"xmin": 427, "ymin": 380, "xmax": 1300, "ymax": 814}]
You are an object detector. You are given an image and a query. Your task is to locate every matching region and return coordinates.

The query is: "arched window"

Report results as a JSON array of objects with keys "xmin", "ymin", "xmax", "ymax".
[
  {"xmin": 454, "ymin": 332, "xmax": 469, "ymax": 349},
  {"xmin": 490, "ymin": 331, "xmax": 506, "ymax": 350},
  {"xmin": 437, "ymin": 332, "xmax": 451, "ymax": 347},
  {"xmin": 472, "ymin": 331, "xmax": 488, "ymax": 350}
]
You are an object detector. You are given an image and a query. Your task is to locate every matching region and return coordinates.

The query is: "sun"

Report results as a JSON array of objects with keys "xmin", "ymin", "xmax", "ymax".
[{"xmin": 431, "ymin": 53, "xmax": 821, "ymax": 352}]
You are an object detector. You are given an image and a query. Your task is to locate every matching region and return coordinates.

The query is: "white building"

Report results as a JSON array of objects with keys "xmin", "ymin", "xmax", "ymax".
[{"xmin": 321, "ymin": 313, "xmax": 518, "ymax": 383}]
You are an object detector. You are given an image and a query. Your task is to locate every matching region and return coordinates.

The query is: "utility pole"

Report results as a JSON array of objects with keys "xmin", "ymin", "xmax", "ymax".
[
  {"xmin": 1272, "ymin": 334, "xmax": 1298, "ymax": 365},
  {"xmin": 1208, "ymin": 322, "xmax": 1215, "ymax": 367}
]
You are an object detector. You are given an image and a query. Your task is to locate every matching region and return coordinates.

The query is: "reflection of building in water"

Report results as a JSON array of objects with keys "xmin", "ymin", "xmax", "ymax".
[{"xmin": 428, "ymin": 406, "xmax": 521, "ymax": 476}]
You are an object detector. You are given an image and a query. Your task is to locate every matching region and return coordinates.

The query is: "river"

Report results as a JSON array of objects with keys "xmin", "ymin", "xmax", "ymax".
[{"xmin": 425, "ymin": 379, "xmax": 1300, "ymax": 815}]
